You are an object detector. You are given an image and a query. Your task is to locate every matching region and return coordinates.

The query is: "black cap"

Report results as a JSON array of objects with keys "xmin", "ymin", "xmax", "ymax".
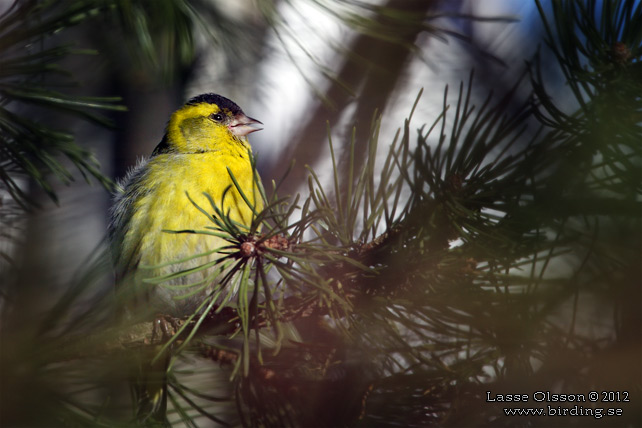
[{"xmin": 186, "ymin": 93, "xmax": 243, "ymax": 115}]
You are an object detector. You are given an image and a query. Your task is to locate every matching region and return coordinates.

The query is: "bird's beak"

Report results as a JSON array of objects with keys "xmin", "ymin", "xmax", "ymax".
[{"xmin": 229, "ymin": 113, "xmax": 263, "ymax": 137}]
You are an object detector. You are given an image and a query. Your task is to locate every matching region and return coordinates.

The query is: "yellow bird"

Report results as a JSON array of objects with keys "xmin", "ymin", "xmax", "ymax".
[{"xmin": 109, "ymin": 93, "xmax": 263, "ymax": 423}]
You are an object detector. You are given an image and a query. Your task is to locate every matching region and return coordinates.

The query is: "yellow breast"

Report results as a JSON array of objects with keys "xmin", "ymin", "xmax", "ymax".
[
  {"xmin": 132, "ymin": 151, "xmax": 260, "ymax": 261},
  {"xmin": 120, "ymin": 150, "xmax": 262, "ymax": 316}
]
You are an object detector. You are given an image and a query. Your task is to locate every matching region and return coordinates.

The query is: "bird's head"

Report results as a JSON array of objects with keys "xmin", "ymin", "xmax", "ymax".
[{"xmin": 159, "ymin": 93, "xmax": 262, "ymax": 154}]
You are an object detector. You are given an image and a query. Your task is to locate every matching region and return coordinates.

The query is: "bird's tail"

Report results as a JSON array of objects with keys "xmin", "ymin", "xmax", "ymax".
[{"xmin": 132, "ymin": 347, "xmax": 171, "ymax": 426}]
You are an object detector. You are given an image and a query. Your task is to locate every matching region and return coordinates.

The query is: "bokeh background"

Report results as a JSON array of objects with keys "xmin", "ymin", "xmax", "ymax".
[{"xmin": 4, "ymin": 0, "xmax": 540, "ymax": 295}]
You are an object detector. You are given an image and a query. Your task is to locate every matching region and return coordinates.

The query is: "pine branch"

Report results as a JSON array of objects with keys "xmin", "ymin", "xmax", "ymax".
[{"xmin": 62, "ymin": 226, "xmax": 428, "ymax": 365}]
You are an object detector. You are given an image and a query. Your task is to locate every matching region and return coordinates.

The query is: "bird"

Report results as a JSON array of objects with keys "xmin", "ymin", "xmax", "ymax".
[{"xmin": 109, "ymin": 93, "xmax": 263, "ymax": 424}]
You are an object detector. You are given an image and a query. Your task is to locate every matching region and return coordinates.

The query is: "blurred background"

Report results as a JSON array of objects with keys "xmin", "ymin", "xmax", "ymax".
[
  {"xmin": 1, "ymin": 0, "xmax": 640, "ymax": 426},
  {"xmin": 2, "ymin": 0, "xmax": 538, "ymax": 296}
]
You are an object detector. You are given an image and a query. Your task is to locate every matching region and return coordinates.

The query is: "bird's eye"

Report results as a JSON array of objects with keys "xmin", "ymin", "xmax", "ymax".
[{"xmin": 210, "ymin": 113, "xmax": 224, "ymax": 122}]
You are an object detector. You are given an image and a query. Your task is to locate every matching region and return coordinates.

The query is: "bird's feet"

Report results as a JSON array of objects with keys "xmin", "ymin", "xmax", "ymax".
[{"xmin": 151, "ymin": 314, "xmax": 180, "ymax": 344}]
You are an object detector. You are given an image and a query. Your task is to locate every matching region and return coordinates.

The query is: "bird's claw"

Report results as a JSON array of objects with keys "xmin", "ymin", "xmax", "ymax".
[{"xmin": 151, "ymin": 314, "xmax": 179, "ymax": 344}]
